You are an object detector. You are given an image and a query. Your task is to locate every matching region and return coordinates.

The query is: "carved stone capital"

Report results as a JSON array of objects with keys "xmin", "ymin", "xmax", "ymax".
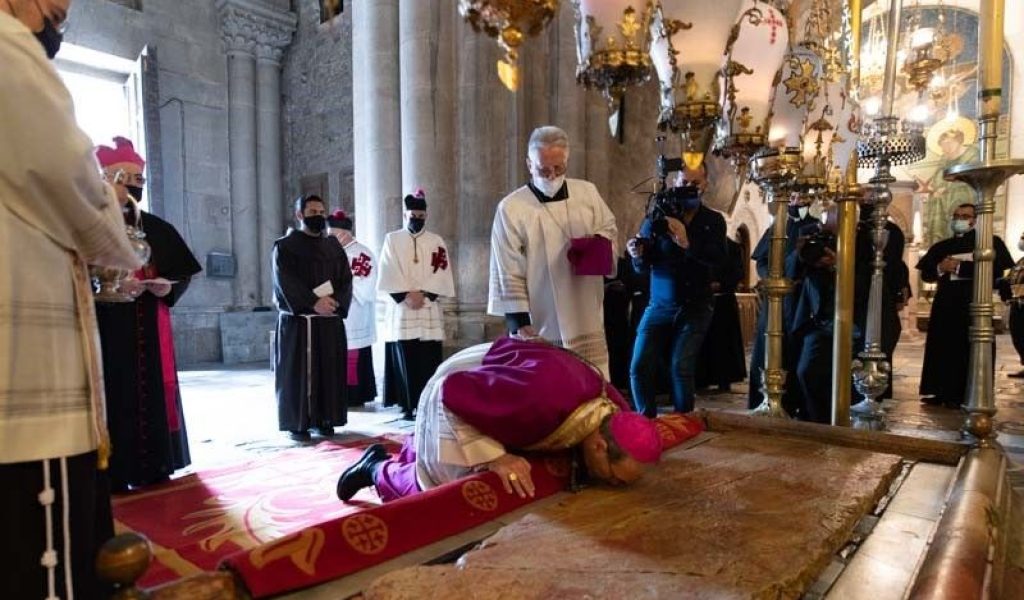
[{"xmin": 216, "ymin": 0, "xmax": 296, "ymax": 61}]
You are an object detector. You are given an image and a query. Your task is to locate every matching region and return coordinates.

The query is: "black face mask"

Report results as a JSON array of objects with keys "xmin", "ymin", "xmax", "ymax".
[
  {"xmin": 126, "ymin": 185, "xmax": 144, "ymax": 201},
  {"xmin": 303, "ymin": 215, "xmax": 326, "ymax": 234},
  {"xmin": 35, "ymin": 17, "xmax": 64, "ymax": 60},
  {"xmin": 407, "ymin": 217, "xmax": 425, "ymax": 234}
]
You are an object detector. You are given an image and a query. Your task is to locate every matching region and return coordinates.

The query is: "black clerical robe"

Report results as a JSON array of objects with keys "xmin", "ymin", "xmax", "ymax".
[
  {"xmin": 916, "ymin": 231, "xmax": 1014, "ymax": 402},
  {"xmin": 273, "ymin": 230, "xmax": 353, "ymax": 432},
  {"xmin": 697, "ymin": 239, "xmax": 747, "ymax": 388},
  {"xmin": 97, "ymin": 211, "xmax": 201, "ymax": 490}
]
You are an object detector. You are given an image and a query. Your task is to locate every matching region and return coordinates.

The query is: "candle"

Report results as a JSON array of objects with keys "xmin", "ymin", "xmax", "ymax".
[{"xmin": 979, "ymin": 0, "xmax": 1005, "ymax": 116}]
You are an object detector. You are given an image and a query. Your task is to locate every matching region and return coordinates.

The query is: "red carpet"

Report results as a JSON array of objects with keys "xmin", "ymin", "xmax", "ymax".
[
  {"xmin": 112, "ymin": 436, "xmax": 402, "ymax": 588},
  {"xmin": 221, "ymin": 413, "xmax": 704, "ymax": 597}
]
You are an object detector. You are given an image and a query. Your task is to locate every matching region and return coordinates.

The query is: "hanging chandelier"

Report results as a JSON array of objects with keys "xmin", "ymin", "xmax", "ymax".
[
  {"xmin": 648, "ymin": 0, "xmax": 744, "ymax": 168},
  {"xmin": 459, "ymin": 0, "xmax": 561, "ymax": 92},
  {"xmin": 572, "ymin": 0, "xmax": 655, "ymax": 128}
]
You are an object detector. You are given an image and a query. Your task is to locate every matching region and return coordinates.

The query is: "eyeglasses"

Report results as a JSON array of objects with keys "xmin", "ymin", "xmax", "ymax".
[
  {"xmin": 532, "ymin": 164, "xmax": 567, "ymax": 179},
  {"xmin": 105, "ymin": 170, "xmax": 146, "ymax": 186},
  {"xmin": 952, "ymin": 212, "xmax": 974, "ymax": 219}
]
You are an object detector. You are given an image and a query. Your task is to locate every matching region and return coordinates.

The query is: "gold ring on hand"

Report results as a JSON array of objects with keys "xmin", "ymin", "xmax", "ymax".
[{"xmin": 508, "ymin": 473, "xmax": 518, "ymax": 481}]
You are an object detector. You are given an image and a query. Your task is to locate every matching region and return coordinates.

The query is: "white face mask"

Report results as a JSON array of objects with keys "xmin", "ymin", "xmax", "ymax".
[
  {"xmin": 951, "ymin": 219, "xmax": 972, "ymax": 234},
  {"xmin": 532, "ymin": 175, "xmax": 565, "ymax": 198}
]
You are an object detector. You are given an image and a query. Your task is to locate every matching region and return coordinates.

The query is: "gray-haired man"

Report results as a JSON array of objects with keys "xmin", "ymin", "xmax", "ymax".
[{"xmin": 488, "ymin": 126, "xmax": 618, "ymax": 377}]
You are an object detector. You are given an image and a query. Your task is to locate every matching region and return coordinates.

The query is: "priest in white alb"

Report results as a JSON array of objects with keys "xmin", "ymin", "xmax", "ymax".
[
  {"xmin": 378, "ymin": 190, "xmax": 456, "ymax": 419},
  {"xmin": 489, "ymin": 126, "xmax": 618, "ymax": 377},
  {"xmin": 329, "ymin": 209, "xmax": 378, "ymax": 406}
]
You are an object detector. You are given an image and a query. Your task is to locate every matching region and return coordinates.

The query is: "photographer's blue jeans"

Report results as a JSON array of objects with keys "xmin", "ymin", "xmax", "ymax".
[{"xmin": 630, "ymin": 301, "xmax": 714, "ymax": 416}]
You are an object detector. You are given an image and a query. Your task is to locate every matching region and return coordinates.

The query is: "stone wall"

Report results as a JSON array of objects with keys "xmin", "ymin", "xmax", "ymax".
[
  {"xmin": 66, "ymin": 0, "xmax": 237, "ymax": 364},
  {"xmin": 281, "ymin": 0, "xmax": 355, "ymax": 219}
]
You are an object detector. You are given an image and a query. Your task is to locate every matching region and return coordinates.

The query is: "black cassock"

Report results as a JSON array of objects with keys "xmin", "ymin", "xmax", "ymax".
[
  {"xmin": 916, "ymin": 231, "xmax": 1014, "ymax": 403},
  {"xmin": 273, "ymin": 230, "xmax": 353, "ymax": 432},
  {"xmin": 697, "ymin": 239, "xmax": 747, "ymax": 389},
  {"xmin": 97, "ymin": 211, "xmax": 201, "ymax": 490}
]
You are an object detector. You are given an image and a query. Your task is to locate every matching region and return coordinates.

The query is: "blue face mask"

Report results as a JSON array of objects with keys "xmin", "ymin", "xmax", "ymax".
[{"xmin": 951, "ymin": 219, "xmax": 972, "ymax": 234}]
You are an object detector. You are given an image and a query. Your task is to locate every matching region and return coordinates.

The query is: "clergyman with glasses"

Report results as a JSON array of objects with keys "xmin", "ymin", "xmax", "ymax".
[{"xmin": 488, "ymin": 126, "xmax": 618, "ymax": 377}]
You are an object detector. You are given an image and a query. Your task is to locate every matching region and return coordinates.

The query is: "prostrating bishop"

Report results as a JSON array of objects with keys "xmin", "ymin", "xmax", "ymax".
[
  {"xmin": 94, "ymin": 136, "xmax": 202, "ymax": 491},
  {"xmin": 328, "ymin": 209, "xmax": 379, "ymax": 405},
  {"xmin": 489, "ymin": 126, "xmax": 618, "ymax": 377},
  {"xmin": 273, "ymin": 195, "xmax": 353, "ymax": 440},
  {"xmin": 378, "ymin": 190, "xmax": 455, "ymax": 419},
  {"xmin": 336, "ymin": 337, "xmax": 663, "ymax": 503}
]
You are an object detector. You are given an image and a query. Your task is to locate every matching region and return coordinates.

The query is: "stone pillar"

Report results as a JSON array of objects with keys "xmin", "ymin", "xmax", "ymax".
[
  {"xmin": 455, "ymin": 15, "xmax": 510, "ymax": 342},
  {"xmin": 399, "ymin": 0, "xmax": 456, "ymax": 244},
  {"xmin": 218, "ymin": 0, "xmax": 296, "ymax": 308},
  {"xmin": 218, "ymin": 2, "xmax": 260, "ymax": 308},
  {"xmin": 352, "ymin": 0, "xmax": 402, "ymax": 255},
  {"xmin": 255, "ymin": 15, "xmax": 296, "ymax": 305}
]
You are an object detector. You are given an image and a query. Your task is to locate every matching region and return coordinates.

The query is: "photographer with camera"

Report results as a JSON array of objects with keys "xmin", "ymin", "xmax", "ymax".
[
  {"xmin": 627, "ymin": 167, "xmax": 727, "ymax": 417},
  {"xmin": 790, "ymin": 214, "xmax": 843, "ymax": 423}
]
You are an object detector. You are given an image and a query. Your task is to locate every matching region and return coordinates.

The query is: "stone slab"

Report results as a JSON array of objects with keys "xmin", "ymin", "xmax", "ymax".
[
  {"xmin": 365, "ymin": 433, "xmax": 903, "ymax": 599},
  {"xmin": 219, "ymin": 311, "xmax": 278, "ymax": 365}
]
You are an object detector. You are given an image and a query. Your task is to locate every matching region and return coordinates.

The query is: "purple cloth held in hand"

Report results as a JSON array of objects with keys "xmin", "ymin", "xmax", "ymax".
[{"xmin": 567, "ymin": 235, "xmax": 612, "ymax": 276}]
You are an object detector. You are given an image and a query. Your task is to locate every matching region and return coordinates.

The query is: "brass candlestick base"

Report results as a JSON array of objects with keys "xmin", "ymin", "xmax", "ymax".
[
  {"xmin": 749, "ymin": 149, "xmax": 802, "ymax": 419},
  {"xmin": 944, "ymin": 157, "xmax": 1024, "ymax": 446}
]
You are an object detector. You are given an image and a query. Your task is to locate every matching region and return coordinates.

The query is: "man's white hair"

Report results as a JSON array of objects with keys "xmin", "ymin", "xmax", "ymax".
[{"xmin": 527, "ymin": 126, "xmax": 570, "ymax": 157}]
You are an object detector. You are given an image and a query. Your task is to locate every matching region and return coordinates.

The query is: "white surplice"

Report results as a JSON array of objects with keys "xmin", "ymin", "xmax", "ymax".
[
  {"xmin": 414, "ymin": 343, "xmax": 504, "ymax": 490},
  {"xmin": 342, "ymin": 239, "xmax": 377, "ymax": 349},
  {"xmin": 0, "ymin": 12, "xmax": 142, "ymax": 464},
  {"xmin": 377, "ymin": 228, "xmax": 455, "ymax": 343},
  {"xmin": 488, "ymin": 179, "xmax": 617, "ymax": 377}
]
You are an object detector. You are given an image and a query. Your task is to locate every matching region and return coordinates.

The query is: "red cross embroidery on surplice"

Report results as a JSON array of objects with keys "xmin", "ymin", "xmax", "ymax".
[
  {"xmin": 431, "ymin": 247, "xmax": 448, "ymax": 273},
  {"xmin": 763, "ymin": 10, "xmax": 784, "ymax": 45},
  {"xmin": 351, "ymin": 253, "xmax": 372, "ymax": 277}
]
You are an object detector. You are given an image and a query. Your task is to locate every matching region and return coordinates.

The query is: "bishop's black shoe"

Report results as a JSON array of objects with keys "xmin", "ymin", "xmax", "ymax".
[{"xmin": 336, "ymin": 444, "xmax": 389, "ymax": 502}]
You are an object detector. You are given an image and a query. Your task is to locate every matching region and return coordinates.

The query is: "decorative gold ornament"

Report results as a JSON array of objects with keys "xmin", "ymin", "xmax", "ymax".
[
  {"xmin": 573, "ymin": 1, "xmax": 655, "ymax": 123},
  {"xmin": 459, "ymin": 0, "xmax": 560, "ymax": 92}
]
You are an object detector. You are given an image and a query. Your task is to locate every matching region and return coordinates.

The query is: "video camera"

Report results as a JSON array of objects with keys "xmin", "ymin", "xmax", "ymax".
[
  {"xmin": 646, "ymin": 140, "xmax": 701, "ymax": 237},
  {"xmin": 799, "ymin": 228, "xmax": 837, "ymax": 267}
]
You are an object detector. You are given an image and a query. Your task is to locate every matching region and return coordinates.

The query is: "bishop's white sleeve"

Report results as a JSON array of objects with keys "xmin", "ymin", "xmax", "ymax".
[
  {"xmin": 488, "ymin": 203, "xmax": 531, "ymax": 316},
  {"xmin": 589, "ymin": 183, "xmax": 619, "ymax": 277}
]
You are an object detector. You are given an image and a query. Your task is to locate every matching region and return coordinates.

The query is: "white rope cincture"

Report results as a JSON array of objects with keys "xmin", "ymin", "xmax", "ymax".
[
  {"xmin": 38, "ymin": 459, "xmax": 59, "ymax": 600},
  {"xmin": 60, "ymin": 457, "xmax": 74, "ymax": 600}
]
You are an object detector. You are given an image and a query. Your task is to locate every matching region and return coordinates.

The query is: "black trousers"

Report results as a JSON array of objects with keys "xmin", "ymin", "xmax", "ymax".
[
  {"xmin": 384, "ymin": 339, "xmax": 443, "ymax": 416},
  {"xmin": 0, "ymin": 451, "xmax": 114, "ymax": 599}
]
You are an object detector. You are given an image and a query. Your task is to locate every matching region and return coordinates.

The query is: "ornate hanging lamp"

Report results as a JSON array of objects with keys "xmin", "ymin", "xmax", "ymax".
[
  {"xmin": 459, "ymin": 0, "xmax": 561, "ymax": 91},
  {"xmin": 714, "ymin": 0, "xmax": 790, "ymax": 167},
  {"xmin": 648, "ymin": 0, "xmax": 744, "ymax": 169},
  {"xmin": 573, "ymin": 0, "xmax": 656, "ymax": 134}
]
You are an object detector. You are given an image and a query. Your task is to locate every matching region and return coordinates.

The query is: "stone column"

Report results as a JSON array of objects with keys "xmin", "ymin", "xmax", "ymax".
[
  {"xmin": 255, "ymin": 15, "xmax": 296, "ymax": 305},
  {"xmin": 218, "ymin": 1, "xmax": 260, "ymax": 308},
  {"xmin": 399, "ymin": 0, "xmax": 456, "ymax": 244},
  {"xmin": 352, "ymin": 0, "xmax": 402, "ymax": 255},
  {"xmin": 455, "ymin": 14, "xmax": 510, "ymax": 342}
]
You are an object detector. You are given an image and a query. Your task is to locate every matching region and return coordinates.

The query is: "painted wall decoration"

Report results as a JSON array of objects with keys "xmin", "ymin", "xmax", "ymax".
[{"xmin": 861, "ymin": 5, "xmax": 1012, "ymax": 248}]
